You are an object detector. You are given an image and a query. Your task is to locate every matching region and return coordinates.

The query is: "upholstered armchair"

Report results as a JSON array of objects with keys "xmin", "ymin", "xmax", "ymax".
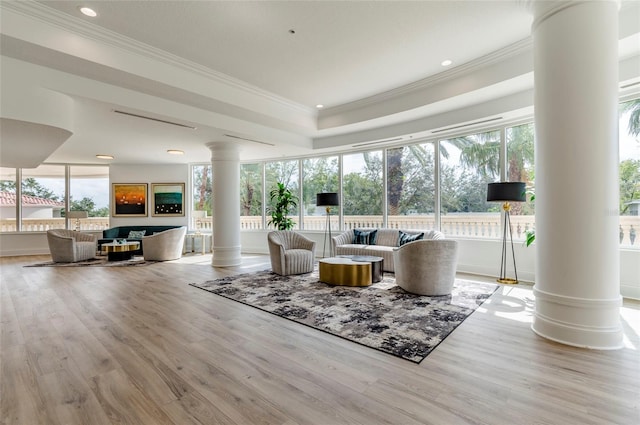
[
  {"xmin": 47, "ymin": 229, "xmax": 98, "ymax": 263},
  {"xmin": 393, "ymin": 239, "xmax": 459, "ymax": 296},
  {"xmin": 268, "ymin": 231, "xmax": 316, "ymax": 276},
  {"xmin": 141, "ymin": 226, "xmax": 187, "ymax": 261}
]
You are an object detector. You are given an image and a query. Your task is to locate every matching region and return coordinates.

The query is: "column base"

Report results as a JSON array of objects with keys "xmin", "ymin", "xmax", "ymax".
[
  {"xmin": 211, "ymin": 245, "xmax": 242, "ymax": 267},
  {"xmin": 532, "ymin": 286, "xmax": 623, "ymax": 350}
]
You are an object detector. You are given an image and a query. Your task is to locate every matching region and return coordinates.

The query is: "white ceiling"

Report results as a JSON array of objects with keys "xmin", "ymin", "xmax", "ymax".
[{"xmin": 0, "ymin": 1, "xmax": 638, "ymax": 166}]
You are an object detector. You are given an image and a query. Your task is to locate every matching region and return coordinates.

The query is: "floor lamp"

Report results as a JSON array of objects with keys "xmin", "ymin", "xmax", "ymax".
[
  {"xmin": 316, "ymin": 192, "xmax": 339, "ymax": 258},
  {"xmin": 487, "ymin": 182, "xmax": 526, "ymax": 284},
  {"xmin": 67, "ymin": 210, "xmax": 88, "ymax": 231}
]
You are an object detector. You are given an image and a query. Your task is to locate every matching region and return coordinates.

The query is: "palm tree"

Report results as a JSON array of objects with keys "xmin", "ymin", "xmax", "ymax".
[{"xmin": 621, "ymin": 99, "xmax": 640, "ymax": 137}]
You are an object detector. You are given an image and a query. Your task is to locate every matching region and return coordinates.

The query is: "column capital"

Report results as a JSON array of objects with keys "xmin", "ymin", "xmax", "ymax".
[
  {"xmin": 522, "ymin": 0, "xmax": 620, "ymax": 31},
  {"xmin": 206, "ymin": 141, "xmax": 239, "ymax": 161}
]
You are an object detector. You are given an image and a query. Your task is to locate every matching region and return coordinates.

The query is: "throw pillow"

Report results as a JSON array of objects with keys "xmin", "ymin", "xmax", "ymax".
[
  {"xmin": 398, "ymin": 230, "xmax": 424, "ymax": 246},
  {"xmin": 127, "ymin": 230, "xmax": 146, "ymax": 239},
  {"xmin": 353, "ymin": 229, "xmax": 378, "ymax": 245}
]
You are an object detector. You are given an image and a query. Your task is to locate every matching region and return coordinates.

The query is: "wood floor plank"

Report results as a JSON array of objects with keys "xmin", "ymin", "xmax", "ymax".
[
  {"xmin": 89, "ymin": 368, "xmax": 175, "ymax": 425},
  {"xmin": 2, "ymin": 254, "xmax": 639, "ymax": 425}
]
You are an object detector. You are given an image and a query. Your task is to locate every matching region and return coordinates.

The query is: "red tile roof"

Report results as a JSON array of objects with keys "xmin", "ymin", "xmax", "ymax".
[{"xmin": 0, "ymin": 191, "xmax": 65, "ymax": 207}]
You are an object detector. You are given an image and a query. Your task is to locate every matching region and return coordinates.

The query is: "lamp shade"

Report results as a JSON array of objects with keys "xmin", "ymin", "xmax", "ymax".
[
  {"xmin": 316, "ymin": 192, "xmax": 339, "ymax": 206},
  {"xmin": 487, "ymin": 182, "xmax": 526, "ymax": 202},
  {"xmin": 67, "ymin": 210, "xmax": 88, "ymax": 219}
]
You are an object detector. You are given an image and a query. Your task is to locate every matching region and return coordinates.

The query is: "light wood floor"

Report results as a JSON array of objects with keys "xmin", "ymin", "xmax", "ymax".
[{"xmin": 1, "ymin": 254, "xmax": 639, "ymax": 425}]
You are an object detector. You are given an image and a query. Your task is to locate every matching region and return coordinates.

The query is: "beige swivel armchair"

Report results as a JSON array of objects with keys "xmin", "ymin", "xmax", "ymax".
[
  {"xmin": 268, "ymin": 231, "xmax": 316, "ymax": 276},
  {"xmin": 47, "ymin": 229, "xmax": 98, "ymax": 263},
  {"xmin": 142, "ymin": 226, "xmax": 187, "ymax": 261},
  {"xmin": 393, "ymin": 239, "xmax": 459, "ymax": 296}
]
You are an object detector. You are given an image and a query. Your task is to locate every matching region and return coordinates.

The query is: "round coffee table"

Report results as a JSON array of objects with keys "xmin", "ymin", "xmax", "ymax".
[
  {"xmin": 337, "ymin": 255, "xmax": 384, "ymax": 283},
  {"xmin": 101, "ymin": 241, "xmax": 140, "ymax": 261}
]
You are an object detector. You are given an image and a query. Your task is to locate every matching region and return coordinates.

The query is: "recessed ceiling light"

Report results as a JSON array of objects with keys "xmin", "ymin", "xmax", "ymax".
[
  {"xmin": 441, "ymin": 59, "xmax": 453, "ymax": 67},
  {"xmin": 167, "ymin": 149, "xmax": 184, "ymax": 155},
  {"xmin": 96, "ymin": 154, "xmax": 114, "ymax": 160},
  {"xmin": 79, "ymin": 6, "xmax": 97, "ymax": 17},
  {"xmin": 316, "ymin": 104, "xmax": 324, "ymax": 109}
]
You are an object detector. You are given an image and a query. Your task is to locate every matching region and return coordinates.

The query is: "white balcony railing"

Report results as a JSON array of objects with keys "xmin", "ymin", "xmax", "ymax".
[{"xmin": 4, "ymin": 215, "xmax": 637, "ymax": 247}]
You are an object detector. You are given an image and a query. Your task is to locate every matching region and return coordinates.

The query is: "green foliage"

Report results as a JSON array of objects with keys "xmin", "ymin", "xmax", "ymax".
[
  {"xmin": 193, "ymin": 165, "xmax": 212, "ymax": 216},
  {"xmin": 620, "ymin": 159, "xmax": 640, "ymax": 214},
  {"xmin": 240, "ymin": 163, "xmax": 263, "ymax": 216},
  {"xmin": 267, "ymin": 182, "xmax": 298, "ymax": 230},
  {"xmin": 302, "ymin": 157, "xmax": 339, "ymax": 215},
  {"xmin": 342, "ymin": 153, "xmax": 383, "ymax": 215},
  {"xmin": 621, "ymin": 99, "xmax": 640, "ymax": 137},
  {"xmin": 1, "ymin": 177, "xmax": 61, "ymax": 200}
]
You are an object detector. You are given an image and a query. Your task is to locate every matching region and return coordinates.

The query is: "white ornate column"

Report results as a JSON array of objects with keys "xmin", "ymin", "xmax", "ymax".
[
  {"xmin": 531, "ymin": 0, "xmax": 623, "ymax": 348},
  {"xmin": 207, "ymin": 142, "xmax": 242, "ymax": 267}
]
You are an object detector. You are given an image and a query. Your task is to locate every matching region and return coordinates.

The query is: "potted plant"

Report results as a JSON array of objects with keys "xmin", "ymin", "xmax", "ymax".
[{"xmin": 267, "ymin": 182, "xmax": 298, "ymax": 230}]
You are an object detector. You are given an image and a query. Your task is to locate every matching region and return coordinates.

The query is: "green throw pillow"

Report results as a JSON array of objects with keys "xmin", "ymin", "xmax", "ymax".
[
  {"xmin": 398, "ymin": 230, "xmax": 424, "ymax": 246},
  {"xmin": 127, "ymin": 230, "xmax": 146, "ymax": 239},
  {"xmin": 353, "ymin": 229, "xmax": 378, "ymax": 245}
]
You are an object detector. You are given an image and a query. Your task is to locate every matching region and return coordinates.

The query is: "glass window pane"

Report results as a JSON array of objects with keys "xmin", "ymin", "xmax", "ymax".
[
  {"xmin": 265, "ymin": 160, "xmax": 299, "ymax": 229},
  {"xmin": 386, "ymin": 144, "xmax": 436, "ymax": 231},
  {"xmin": 69, "ymin": 166, "xmax": 109, "ymax": 231},
  {"xmin": 302, "ymin": 156, "xmax": 339, "ymax": 231},
  {"xmin": 240, "ymin": 163, "xmax": 263, "ymax": 230},
  {"xmin": 506, "ymin": 123, "xmax": 535, "ymax": 240},
  {"xmin": 342, "ymin": 151, "xmax": 383, "ymax": 229},
  {"xmin": 21, "ymin": 165, "xmax": 65, "ymax": 232},
  {"xmin": 0, "ymin": 167, "xmax": 17, "ymax": 232},
  {"xmin": 192, "ymin": 164, "xmax": 212, "ymax": 232},
  {"xmin": 619, "ymin": 99, "xmax": 640, "ymax": 248},
  {"xmin": 440, "ymin": 131, "xmax": 500, "ymax": 238}
]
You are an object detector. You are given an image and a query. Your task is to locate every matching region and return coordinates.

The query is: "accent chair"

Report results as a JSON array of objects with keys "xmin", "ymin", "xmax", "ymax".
[
  {"xmin": 46, "ymin": 229, "xmax": 98, "ymax": 263},
  {"xmin": 393, "ymin": 239, "xmax": 459, "ymax": 296},
  {"xmin": 141, "ymin": 226, "xmax": 187, "ymax": 261},
  {"xmin": 268, "ymin": 231, "xmax": 316, "ymax": 276}
]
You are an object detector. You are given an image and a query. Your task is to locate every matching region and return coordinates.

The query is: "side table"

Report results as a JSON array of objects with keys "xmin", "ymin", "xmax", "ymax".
[{"xmin": 183, "ymin": 233, "xmax": 207, "ymax": 254}]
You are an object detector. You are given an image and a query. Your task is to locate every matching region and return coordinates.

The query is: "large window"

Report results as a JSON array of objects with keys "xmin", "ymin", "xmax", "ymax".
[
  {"xmin": 342, "ymin": 151, "xmax": 383, "ymax": 229},
  {"xmin": 69, "ymin": 166, "xmax": 109, "ymax": 231},
  {"xmin": 620, "ymin": 99, "xmax": 640, "ymax": 247},
  {"xmin": 439, "ymin": 130, "xmax": 501, "ymax": 238},
  {"xmin": 20, "ymin": 165, "xmax": 65, "ymax": 232},
  {"xmin": 302, "ymin": 156, "xmax": 339, "ymax": 230},
  {"xmin": 386, "ymin": 144, "xmax": 436, "ymax": 230},
  {"xmin": 0, "ymin": 167, "xmax": 17, "ymax": 232},
  {"xmin": 240, "ymin": 163, "xmax": 263, "ymax": 229},
  {"xmin": 265, "ymin": 160, "xmax": 299, "ymax": 229},
  {"xmin": 192, "ymin": 164, "xmax": 212, "ymax": 231},
  {"xmin": 506, "ymin": 123, "xmax": 535, "ymax": 239}
]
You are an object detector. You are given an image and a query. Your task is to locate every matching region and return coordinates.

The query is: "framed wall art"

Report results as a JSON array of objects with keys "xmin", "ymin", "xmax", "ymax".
[
  {"xmin": 151, "ymin": 183, "xmax": 185, "ymax": 216},
  {"xmin": 112, "ymin": 183, "xmax": 148, "ymax": 217}
]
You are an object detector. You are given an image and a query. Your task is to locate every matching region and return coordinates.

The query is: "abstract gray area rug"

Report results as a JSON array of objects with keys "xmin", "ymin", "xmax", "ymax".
[
  {"xmin": 190, "ymin": 269, "xmax": 498, "ymax": 363},
  {"xmin": 25, "ymin": 256, "xmax": 157, "ymax": 267}
]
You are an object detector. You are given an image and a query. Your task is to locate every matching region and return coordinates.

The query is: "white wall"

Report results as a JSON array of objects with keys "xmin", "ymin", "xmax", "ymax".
[{"xmin": 110, "ymin": 164, "xmax": 190, "ymax": 228}]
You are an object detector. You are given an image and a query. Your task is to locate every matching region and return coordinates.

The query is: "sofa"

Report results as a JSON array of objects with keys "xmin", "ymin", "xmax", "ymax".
[
  {"xmin": 99, "ymin": 225, "xmax": 183, "ymax": 255},
  {"xmin": 331, "ymin": 228, "xmax": 444, "ymax": 273}
]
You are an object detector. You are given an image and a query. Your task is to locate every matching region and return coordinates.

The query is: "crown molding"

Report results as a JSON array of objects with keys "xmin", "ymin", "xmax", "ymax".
[
  {"xmin": 320, "ymin": 37, "xmax": 533, "ymax": 116},
  {"xmin": 1, "ymin": 1, "xmax": 315, "ymax": 115}
]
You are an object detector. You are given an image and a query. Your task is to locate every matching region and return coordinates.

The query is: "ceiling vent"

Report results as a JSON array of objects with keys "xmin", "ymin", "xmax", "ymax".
[
  {"xmin": 431, "ymin": 117, "xmax": 503, "ymax": 134},
  {"xmin": 352, "ymin": 137, "xmax": 403, "ymax": 148},
  {"xmin": 224, "ymin": 134, "xmax": 275, "ymax": 146},
  {"xmin": 113, "ymin": 110, "xmax": 197, "ymax": 129}
]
